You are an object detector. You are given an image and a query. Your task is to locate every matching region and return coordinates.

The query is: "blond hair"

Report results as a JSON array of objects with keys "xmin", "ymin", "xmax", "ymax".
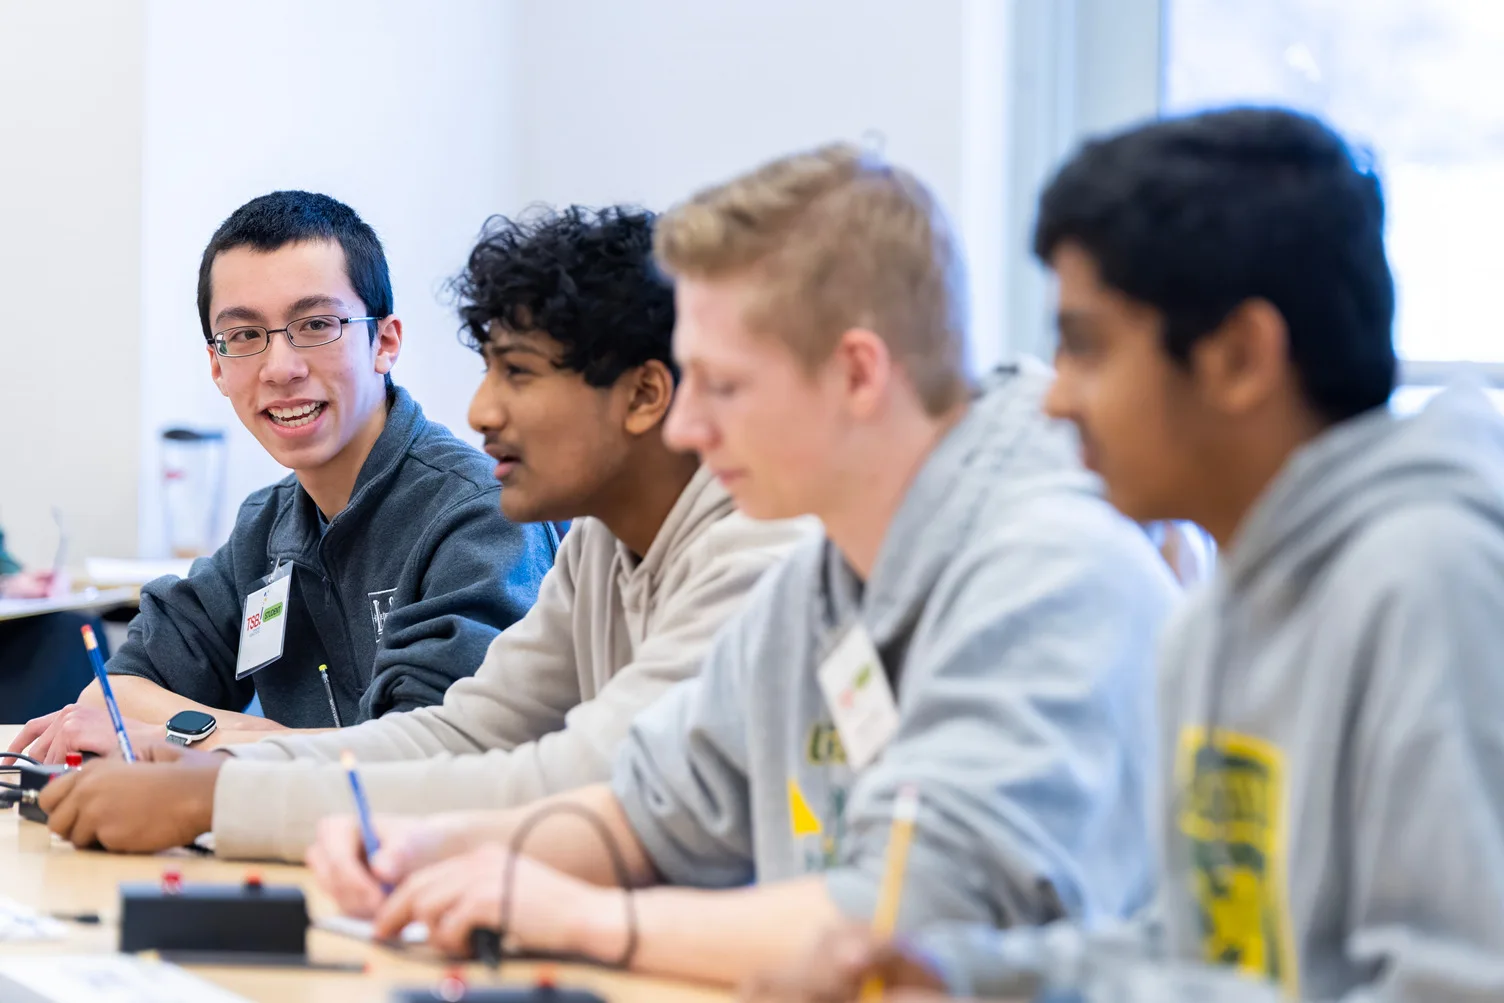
[{"xmin": 654, "ymin": 143, "xmax": 970, "ymax": 415}]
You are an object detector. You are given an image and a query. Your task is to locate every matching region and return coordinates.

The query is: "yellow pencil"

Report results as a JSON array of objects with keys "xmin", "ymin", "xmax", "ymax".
[{"xmin": 858, "ymin": 785, "xmax": 921, "ymax": 1003}]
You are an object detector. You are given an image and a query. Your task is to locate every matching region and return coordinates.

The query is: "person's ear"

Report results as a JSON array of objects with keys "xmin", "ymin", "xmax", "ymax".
[
  {"xmin": 207, "ymin": 345, "xmax": 230, "ymax": 398},
  {"xmin": 373, "ymin": 316, "xmax": 403, "ymax": 375},
  {"xmin": 1190, "ymin": 299, "xmax": 1289, "ymax": 416},
  {"xmin": 623, "ymin": 360, "xmax": 677, "ymax": 436},
  {"xmin": 833, "ymin": 327, "xmax": 893, "ymax": 420}
]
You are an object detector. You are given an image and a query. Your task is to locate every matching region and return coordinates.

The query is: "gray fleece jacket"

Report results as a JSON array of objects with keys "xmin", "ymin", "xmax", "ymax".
[
  {"xmin": 921, "ymin": 385, "xmax": 1504, "ymax": 1001},
  {"xmin": 106, "ymin": 387, "xmax": 557, "ymax": 725},
  {"xmin": 611, "ymin": 362, "xmax": 1179, "ymax": 931}
]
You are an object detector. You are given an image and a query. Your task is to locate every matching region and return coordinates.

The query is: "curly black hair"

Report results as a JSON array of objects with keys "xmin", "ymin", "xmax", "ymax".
[{"xmin": 450, "ymin": 206, "xmax": 677, "ymax": 387}]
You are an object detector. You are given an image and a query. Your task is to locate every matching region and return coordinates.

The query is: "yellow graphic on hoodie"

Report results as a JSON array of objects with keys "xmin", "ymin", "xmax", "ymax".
[
  {"xmin": 805, "ymin": 721, "xmax": 848, "ymax": 765},
  {"xmin": 1176, "ymin": 726, "xmax": 1299, "ymax": 999},
  {"xmin": 788, "ymin": 778, "xmax": 823, "ymax": 838}
]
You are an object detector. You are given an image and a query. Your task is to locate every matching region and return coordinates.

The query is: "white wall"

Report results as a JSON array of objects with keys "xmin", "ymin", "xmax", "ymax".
[
  {"xmin": 0, "ymin": 0, "xmax": 144, "ymax": 568},
  {"xmin": 514, "ymin": 0, "xmax": 966, "ymax": 212},
  {"xmin": 3, "ymin": 0, "xmax": 1025, "ymax": 563},
  {"xmin": 511, "ymin": 0, "xmax": 1012, "ymax": 373},
  {"xmin": 136, "ymin": 0, "xmax": 520, "ymax": 556}
]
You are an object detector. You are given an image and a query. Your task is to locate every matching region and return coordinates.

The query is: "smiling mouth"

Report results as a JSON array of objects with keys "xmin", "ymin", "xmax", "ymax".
[{"xmin": 265, "ymin": 402, "xmax": 327, "ymax": 428}]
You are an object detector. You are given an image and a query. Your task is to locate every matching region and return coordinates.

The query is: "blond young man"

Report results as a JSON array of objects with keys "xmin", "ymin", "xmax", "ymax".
[
  {"xmin": 744, "ymin": 107, "xmax": 1504, "ymax": 1003},
  {"xmin": 306, "ymin": 145, "xmax": 1178, "ymax": 987}
]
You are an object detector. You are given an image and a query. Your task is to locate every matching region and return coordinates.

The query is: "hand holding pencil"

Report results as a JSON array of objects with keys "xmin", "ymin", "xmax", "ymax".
[
  {"xmin": 738, "ymin": 786, "xmax": 950, "ymax": 1003},
  {"xmin": 81, "ymin": 625, "xmax": 135, "ymax": 763},
  {"xmin": 858, "ymin": 786, "xmax": 921, "ymax": 1003},
  {"xmin": 737, "ymin": 921, "xmax": 948, "ymax": 1003}
]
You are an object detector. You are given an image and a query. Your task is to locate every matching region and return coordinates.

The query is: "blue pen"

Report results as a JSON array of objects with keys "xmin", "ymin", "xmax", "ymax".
[
  {"xmin": 81, "ymin": 625, "xmax": 135, "ymax": 763},
  {"xmin": 341, "ymin": 750, "xmax": 392, "ymax": 893}
]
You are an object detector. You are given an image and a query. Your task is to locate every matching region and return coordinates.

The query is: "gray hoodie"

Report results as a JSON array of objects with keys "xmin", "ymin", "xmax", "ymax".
[
  {"xmin": 611, "ymin": 362, "xmax": 1178, "ymax": 931},
  {"xmin": 921, "ymin": 385, "xmax": 1504, "ymax": 1001}
]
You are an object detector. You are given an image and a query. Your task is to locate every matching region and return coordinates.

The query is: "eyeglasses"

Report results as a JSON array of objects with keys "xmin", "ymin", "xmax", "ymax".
[{"xmin": 211, "ymin": 315, "xmax": 378, "ymax": 358}]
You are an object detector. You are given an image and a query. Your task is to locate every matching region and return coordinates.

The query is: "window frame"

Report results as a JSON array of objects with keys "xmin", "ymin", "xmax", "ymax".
[{"xmin": 1004, "ymin": 0, "xmax": 1493, "ymax": 390}]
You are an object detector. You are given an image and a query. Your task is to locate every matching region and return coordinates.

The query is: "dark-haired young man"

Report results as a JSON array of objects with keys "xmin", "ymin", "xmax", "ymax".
[
  {"xmin": 36, "ymin": 206, "xmax": 811, "ymax": 862},
  {"xmin": 9, "ymin": 191, "xmax": 558, "ymax": 761},
  {"xmin": 746, "ymin": 108, "xmax": 1504, "ymax": 1003}
]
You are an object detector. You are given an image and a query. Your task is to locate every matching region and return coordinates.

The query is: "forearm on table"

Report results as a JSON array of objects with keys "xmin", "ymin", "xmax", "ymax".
[
  {"xmin": 202, "ymin": 726, "xmax": 331, "ymax": 749},
  {"xmin": 84, "ymin": 676, "xmax": 283, "ymax": 732},
  {"xmin": 471, "ymin": 785, "xmax": 658, "ymax": 888},
  {"xmin": 579, "ymin": 876, "xmax": 844, "ymax": 986}
]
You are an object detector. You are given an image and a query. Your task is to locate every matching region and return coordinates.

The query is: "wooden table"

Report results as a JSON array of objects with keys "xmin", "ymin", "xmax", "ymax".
[{"xmin": 0, "ymin": 726, "xmax": 728, "ymax": 1003}]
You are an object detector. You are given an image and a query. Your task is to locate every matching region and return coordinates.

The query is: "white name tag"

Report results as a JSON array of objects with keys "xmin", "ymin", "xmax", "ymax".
[
  {"xmin": 816, "ymin": 625, "xmax": 900, "ymax": 771},
  {"xmin": 235, "ymin": 563, "xmax": 292, "ymax": 679}
]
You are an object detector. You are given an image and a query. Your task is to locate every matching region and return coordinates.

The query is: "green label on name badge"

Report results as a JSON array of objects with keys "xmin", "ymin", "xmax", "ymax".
[{"xmin": 262, "ymin": 601, "xmax": 284, "ymax": 622}]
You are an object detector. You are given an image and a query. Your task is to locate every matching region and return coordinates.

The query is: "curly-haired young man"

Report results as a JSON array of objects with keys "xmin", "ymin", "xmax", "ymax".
[
  {"xmin": 305, "ymin": 146, "xmax": 1178, "ymax": 987},
  {"xmin": 37, "ymin": 206, "xmax": 814, "ymax": 861}
]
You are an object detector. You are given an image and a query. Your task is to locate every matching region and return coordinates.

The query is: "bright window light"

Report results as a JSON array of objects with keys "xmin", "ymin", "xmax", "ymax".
[{"xmin": 1164, "ymin": 0, "xmax": 1504, "ymax": 366}]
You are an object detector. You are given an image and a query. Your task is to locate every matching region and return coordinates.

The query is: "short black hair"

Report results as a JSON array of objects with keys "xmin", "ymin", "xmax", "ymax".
[
  {"xmin": 451, "ymin": 206, "xmax": 676, "ymax": 387},
  {"xmin": 197, "ymin": 191, "xmax": 394, "ymax": 344},
  {"xmin": 1034, "ymin": 106, "xmax": 1396, "ymax": 422}
]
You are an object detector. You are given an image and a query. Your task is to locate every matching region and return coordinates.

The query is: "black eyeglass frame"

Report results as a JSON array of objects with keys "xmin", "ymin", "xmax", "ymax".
[{"xmin": 210, "ymin": 315, "xmax": 379, "ymax": 358}]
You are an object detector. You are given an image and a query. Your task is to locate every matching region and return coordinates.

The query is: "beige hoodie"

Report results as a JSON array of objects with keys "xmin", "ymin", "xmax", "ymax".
[{"xmin": 212, "ymin": 466, "xmax": 812, "ymax": 861}]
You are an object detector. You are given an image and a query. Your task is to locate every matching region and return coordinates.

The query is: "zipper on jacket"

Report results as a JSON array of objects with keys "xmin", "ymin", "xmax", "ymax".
[{"xmin": 318, "ymin": 532, "xmax": 363, "ymax": 696}]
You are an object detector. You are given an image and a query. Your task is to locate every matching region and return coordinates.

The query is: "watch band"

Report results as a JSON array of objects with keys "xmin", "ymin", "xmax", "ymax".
[{"xmin": 165, "ymin": 733, "xmax": 190, "ymax": 746}]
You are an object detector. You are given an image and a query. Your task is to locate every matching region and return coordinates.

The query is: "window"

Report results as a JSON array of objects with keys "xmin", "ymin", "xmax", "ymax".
[{"xmin": 1163, "ymin": 0, "xmax": 1504, "ymax": 380}]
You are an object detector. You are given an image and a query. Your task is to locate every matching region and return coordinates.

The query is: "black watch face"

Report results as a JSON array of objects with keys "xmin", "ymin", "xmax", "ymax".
[{"xmin": 167, "ymin": 710, "xmax": 216, "ymax": 736}]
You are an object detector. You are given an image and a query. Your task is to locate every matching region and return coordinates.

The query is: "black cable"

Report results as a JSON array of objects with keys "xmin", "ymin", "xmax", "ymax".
[
  {"xmin": 49, "ymin": 911, "xmax": 101, "ymax": 924},
  {"xmin": 0, "ymin": 752, "xmax": 41, "ymax": 766},
  {"xmin": 0, "ymin": 782, "xmax": 37, "ymax": 809},
  {"xmin": 476, "ymin": 802, "xmax": 638, "ymax": 973}
]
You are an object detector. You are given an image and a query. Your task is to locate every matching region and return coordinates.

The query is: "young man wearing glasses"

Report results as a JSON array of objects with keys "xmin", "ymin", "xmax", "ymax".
[
  {"xmin": 8, "ymin": 191, "xmax": 558, "ymax": 761},
  {"xmin": 33, "ymin": 206, "xmax": 810, "ymax": 861}
]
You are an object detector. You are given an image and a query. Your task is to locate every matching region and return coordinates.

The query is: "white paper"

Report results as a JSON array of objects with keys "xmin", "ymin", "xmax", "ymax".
[
  {"xmin": 84, "ymin": 557, "xmax": 195, "ymax": 587},
  {"xmin": 0, "ymin": 895, "xmax": 66, "ymax": 942},
  {"xmin": 0, "ymin": 587, "xmax": 137, "ymax": 622},
  {"xmin": 234, "ymin": 568, "xmax": 292, "ymax": 679},
  {"xmin": 816, "ymin": 625, "xmax": 901, "ymax": 771},
  {"xmin": 0, "ymin": 956, "xmax": 252, "ymax": 1003},
  {"xmin": 314, "ymin": 914, "xmax": 429, "ymax": 945}
]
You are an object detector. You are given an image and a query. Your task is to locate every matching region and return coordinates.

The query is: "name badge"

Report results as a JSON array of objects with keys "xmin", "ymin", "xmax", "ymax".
[
  {"xmin": 236, "ymin": 561, "xmax": 293, "ymax": 679},
  {"xmin": 816, "ymin": 625, "xmax": 899, "ymax": 771}
]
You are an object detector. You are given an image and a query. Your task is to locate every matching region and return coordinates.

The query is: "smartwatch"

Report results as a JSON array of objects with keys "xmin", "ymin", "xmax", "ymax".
[{"xmin": 165, "ymin": 710, "xmax": 218, "ymax": 746}]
